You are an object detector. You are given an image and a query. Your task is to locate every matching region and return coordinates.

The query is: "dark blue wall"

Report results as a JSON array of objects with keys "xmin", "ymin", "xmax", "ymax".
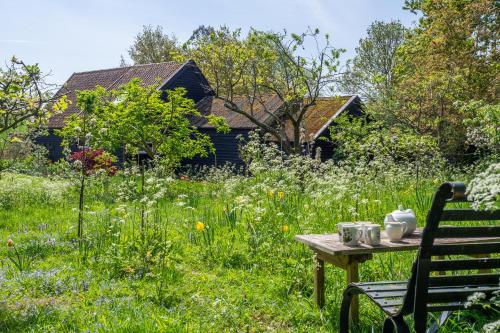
[
  {"xmin": 162, "ymin": 61, "xmax": 213, "ymax": 103},
  {"xmin": 182, "ymin": 128, "xmax": 250, "ymax": 168},
  {"xmin": 35, "ymin": 130, "xmax": 65, "ymax": 161}
]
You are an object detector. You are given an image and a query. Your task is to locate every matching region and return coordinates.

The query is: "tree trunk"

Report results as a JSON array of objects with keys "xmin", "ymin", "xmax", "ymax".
[
  {"xmin": 78, "ymin": 173, "xmax": 85, "ymax": 238},
  {"xmin": 140, "ymin": 164, "xmax": 145, "ymax": 238}
]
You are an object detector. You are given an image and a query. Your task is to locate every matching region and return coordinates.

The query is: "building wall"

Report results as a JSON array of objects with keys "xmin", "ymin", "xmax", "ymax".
[
  {"xmin": 35, "ymin": 130, "xmax": 65, "ymax": 161},
  {"xmin": 162, "ymin": 62, "xmax": 213, "ymax": 103},
  {"xmin": 182, "ymin": 128, "xmax": 250, "ymax": 168}
]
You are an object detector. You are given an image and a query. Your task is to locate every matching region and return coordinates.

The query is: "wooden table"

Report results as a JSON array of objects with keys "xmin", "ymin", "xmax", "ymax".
[{"xmin": 295, "ymin": 228, "xmax": 499, "ymax": 323}]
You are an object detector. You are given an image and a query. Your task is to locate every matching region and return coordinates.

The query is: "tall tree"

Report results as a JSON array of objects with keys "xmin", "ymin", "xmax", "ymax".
[
  {"xmin": 389, "ymin": 0, "xmax": 499, "ymax": 158},
  {"xmin": 339, "ymin": 21, "xmax": 406, "ymax": 102},
  {"xmin": 128, "ymin": 25, "xmax": 180, "ymax": 64},
  {"xmin": 186, "ymin": 27, "xmax": 343, "ymax": 154},
  {"xmin": 188, "ymin": 25, "xmax": 215, "ymax": 43},
  {"xmin": 0, "ymin": 57, "xmax": 66, "ymax": 134}
]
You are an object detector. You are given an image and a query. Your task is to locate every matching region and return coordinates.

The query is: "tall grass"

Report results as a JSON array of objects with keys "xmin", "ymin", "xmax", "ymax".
[{"xmin": 0, "ymin": 156, "xmax": 495, "ymax": 332}]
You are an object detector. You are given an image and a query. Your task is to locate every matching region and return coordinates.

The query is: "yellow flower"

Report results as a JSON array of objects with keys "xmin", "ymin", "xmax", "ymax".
[
  {"xmin": 267, "ymin": 190, "xmax": 275, "ymax": 198},
  {"xmin": 7, "ymin": 239, "xmax": 14, "ymax": 248},
  {"xmin": 278, "ymin": 191, "xmax": 285, "ymax": 199},
  {"xmin": 282, "ymin": 225, "xmax": 290, "ymax": 233},
  {"xmin": 10, "ymin": 136, "xmax": 23, "ymax": 143},
  {"xmin": 195, "ymin": 221, "xmax": 205, "ymax": 231},
  {"xmin": 123, "ymin": 266, "xmax": 135, "ymax": 274}
]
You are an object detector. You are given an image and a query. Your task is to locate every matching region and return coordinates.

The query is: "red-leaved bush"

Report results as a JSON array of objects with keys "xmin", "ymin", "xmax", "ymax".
[{"xmin": 70, "ymin": 148, "xmax": 117, "ymax": 176}]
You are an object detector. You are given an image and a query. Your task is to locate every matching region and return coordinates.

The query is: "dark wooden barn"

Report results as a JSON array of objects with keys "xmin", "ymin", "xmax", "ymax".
[{"xmin": 39, "ymin": 61, "xmax": 362, "ymax": 167}]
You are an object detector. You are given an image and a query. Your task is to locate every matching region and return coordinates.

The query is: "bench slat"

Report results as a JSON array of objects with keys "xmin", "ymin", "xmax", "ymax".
[
  {"xmin": 429, "ymin": 258, "xmax": 500, "ymax": 271},
  {"xmin": 435, "ymin": 226, "xmax": 500, "ymax": 238},
  {"xmin": 430, "ymin": 242, "xmax": 500, "ymax": 256},
  {"xmin": 429, "ymin": 273, "xmax": 500, "ymax": 287},
  {"xmin": 440, "ymin": 209, "xmax": 500, "ymax": 221},
  {"xmin": 427, "ymin": 286, "xmax": 499, "ymax": 303}
]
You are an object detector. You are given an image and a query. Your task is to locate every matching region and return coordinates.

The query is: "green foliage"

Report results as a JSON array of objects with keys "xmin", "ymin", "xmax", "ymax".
[
  {"xmin": 60, "ymin": 79, "xmax": 226, "ymax": 171},
  {"xmin": 387, "ymin": 0, "xmax": 499, "ymax": 158},
  {"xmin": 329, "ymin": 114, "xmax": 443, "ymax": 169},
  {"xmin": 462, "ymin": 101, "xmax": 499, "ymax": 157},
  {"xmin": 185, "ymin": 26, "xmax": 343, "ymax": 153},
  {"xmin": 128, "ymin": 25, "xmax": 181, "ymax": 64},
  {"xmin": 339, "ymin": 21, "xmax": 407, "ymax": 101},
  {"xmin": 0, "ymin": 57, "xmax": 67, "ymax": 135}
]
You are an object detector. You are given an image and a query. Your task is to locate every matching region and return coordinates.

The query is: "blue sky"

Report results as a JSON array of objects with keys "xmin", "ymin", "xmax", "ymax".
[{"xmin": 1, "ymin": 0, "xmax": 418, "ymax": 84}]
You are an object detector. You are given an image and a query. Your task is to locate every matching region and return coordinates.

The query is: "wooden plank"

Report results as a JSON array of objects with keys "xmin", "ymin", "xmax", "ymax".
[
  {"xmin": 435, "ymin": 226, "xmax": 500, "ymax": 238},
  {"xmin": 429, "ymin": 258, "xmax": 500, "ymax": 271},
  {"xmin": 440, "ymin": 209, "xmax": 500, "ymax": 221},
  {"xmin": 429, "ymin": 273, "xmax": 500, "ymax": 287},
  {"xmin": 313, "ymin": 255, "xmax": 325, "ymax": 308},
  {"xmin": 295, "ymin": 229, "xmax": 500, "ymax": 257},
  {"xmin": 430, "ymin": 242, "xmax": 500, "ymax": 256}
]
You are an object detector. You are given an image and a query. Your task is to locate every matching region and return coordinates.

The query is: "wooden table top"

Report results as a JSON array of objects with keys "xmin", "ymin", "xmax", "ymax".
[{"xmin": 295, "ymin": 228, "xmax": 500, "ymax": 256}]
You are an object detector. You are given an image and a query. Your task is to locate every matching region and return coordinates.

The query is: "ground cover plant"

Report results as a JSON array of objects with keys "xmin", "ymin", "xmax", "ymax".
[{"xmin": 0, "ymin": 137, "xmax": 497, "ymax": 332}]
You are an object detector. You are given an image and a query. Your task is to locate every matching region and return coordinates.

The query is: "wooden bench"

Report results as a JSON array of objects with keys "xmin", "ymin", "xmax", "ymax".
[{"xmin": 339, "ymin": 182, "xmax": 500, "ymax": 333}]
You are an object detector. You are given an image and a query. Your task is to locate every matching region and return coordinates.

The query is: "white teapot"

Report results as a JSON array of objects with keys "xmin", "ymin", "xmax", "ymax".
[{"xmin": 384, "ymin": 205, "xmax": 417, "ymax": 236}]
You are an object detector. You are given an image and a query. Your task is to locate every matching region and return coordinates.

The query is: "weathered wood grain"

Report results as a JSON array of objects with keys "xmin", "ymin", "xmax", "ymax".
[{"xmin": 295, "ymin": 228, "xmax": 500, "ymax": 256}]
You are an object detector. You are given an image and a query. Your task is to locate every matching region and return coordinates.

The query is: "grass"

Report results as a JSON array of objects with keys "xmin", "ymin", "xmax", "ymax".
[{"xmin": 0, "ymin": 168, "xmax": 496, "ymax": 332}]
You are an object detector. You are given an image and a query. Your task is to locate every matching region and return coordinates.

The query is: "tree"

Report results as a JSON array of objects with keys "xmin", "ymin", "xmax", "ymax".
[
  {"xmin": 188, "ymin": 25, "xmax": 215, "ymax": 43},
  {"xmin": 0, "ymin": 56, "xmax": 66, "ymax": 135},
  {"xmin": 389, "ymin": 0, "xmax": 499, "ymax": 159},
  {"xmin": 128, "ymin": 25, "xmax": 180, "ymax": 64},
  {"xmin": 186, "ymin": 26, "xmax": 343, "ymax": 154},
  {"xmin": 339, "ymin": 21, "xmax": 406, "ymax": 102},
  {"xmin": 60, "ymin": 79, "xmax": 227, "ymax": 235}
]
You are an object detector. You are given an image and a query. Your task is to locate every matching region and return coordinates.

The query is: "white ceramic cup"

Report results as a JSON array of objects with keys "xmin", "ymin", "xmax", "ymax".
[
  {"xmin": 385, "ymin": 222, "xmax": 407, "ymax": 242},
  {"xmin": 364, "ymin": 224, "xmax": 381, "ymax": 245},
  {"xmin": 337, "ymin": 222, "xmax": 355, "ymax": 241},
  {"xmin": 357, "ymin": 221, "xmax": 374, "ymax": 243},
  {"xmin": 340, "ymin": 224, "xmax": 363, "ymax": 245}
]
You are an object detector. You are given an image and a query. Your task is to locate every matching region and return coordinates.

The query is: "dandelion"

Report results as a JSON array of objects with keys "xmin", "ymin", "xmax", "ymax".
[
  {"xmin": 282, "ymin": 225, "xmax": 290, "ymax": 233},
  {"xmin": 195, "ymin": 221, "xmax": 205, "ymax": 231},
  {"xmin": 267, "ymin": 190, "xmax": 275, "ymax": 198},
  {"xmin": 7, "ymin": 239, "xmax": 14, "ymax": 248},
  {"xmin": 278, "ymin": 191, "xmax": 285, "ymax": 199}
]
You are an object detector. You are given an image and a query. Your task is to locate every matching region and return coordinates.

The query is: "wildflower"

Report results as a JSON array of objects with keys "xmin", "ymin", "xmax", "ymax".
[
  {"xmin": 10, "ymin": 136, "xmax": 23, "ymax": 143},
  {"xmin": 195, "ymin": 221, "xmax": 205, "ymax": 231},
  {"xmin": 282, "ymin": 225, "xmax": 290, "ymax": 233},
  {"xmin": 123, "ymin": 266, "xmax": 135, "ymax": 274},
  {"xmin": 7, "ymin": 239, "xmax": 14, "ymax": 248},
  {"xmin": 267, "ymin": 190, "xmax": 275, "ymax": 198},
  {"xmin": 278, "ymin": 191, "xmax": 285, "ymax": 199}
]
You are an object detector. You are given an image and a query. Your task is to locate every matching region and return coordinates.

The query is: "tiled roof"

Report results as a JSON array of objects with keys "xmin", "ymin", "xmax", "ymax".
[
  {"xmin": 195, "ymin": 95, "xmax": 355, "ymax": 141},
  {"xmin": 48, "ymin": 62, "xmax": 182, "ymax": 128},
  {"xmin": 193, "ymin": 95, "xmax": 283, "ymax": 129}
]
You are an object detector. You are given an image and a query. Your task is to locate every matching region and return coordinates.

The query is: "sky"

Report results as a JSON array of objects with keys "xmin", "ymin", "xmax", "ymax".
[{"xmin": 1, "ymin": 0, "xmax": 418, "ymax": 84}]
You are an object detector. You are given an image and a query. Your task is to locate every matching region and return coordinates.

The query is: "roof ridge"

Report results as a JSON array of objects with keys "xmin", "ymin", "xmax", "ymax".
[{"xmin": 73, "ymin": 61, "xmax": 180, "ymax": 75}]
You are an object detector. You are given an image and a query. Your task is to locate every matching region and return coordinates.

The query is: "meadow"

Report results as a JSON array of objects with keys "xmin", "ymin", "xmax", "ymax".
[{"xmin": 0, "ymin": 152, "xmax": 496, "ymax": 332}]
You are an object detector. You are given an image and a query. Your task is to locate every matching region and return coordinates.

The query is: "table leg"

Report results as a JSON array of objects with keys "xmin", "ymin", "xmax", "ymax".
[
  {"xmin": 313, "ymin": 254, "xmax": 325, "ymax": 308},
  {"xmin": 346, "ymin": 258, "xmax": 359, "ymax": 323}
]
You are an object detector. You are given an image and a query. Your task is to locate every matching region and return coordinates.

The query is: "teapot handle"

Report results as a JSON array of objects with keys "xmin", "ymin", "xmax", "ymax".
[{"xmin": 385, "ymin": 214, "xmax": 395, "ymax": 222}]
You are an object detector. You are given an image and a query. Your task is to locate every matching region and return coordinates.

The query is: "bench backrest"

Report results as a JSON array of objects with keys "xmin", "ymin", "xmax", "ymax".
[{"xmin": 402, "ymin": 182, "xmax": 500, "ymax": 332}]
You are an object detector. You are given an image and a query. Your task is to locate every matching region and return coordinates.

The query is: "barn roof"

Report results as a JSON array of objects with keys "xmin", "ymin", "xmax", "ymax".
[
  {"xmin": 48, "ymin": 61, "xmax": 183, "ymax": 128},
  {"xmin": 194, "ymin": 95, "xmax": 357, "ymax": 141}
]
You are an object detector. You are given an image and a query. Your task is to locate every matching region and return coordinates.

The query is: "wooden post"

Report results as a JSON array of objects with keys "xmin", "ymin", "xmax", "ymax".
[
  {"xmin": 346, "ymin": 257, "xmax": 359, "ymax": 323},
  {"xmin": 313, "ymin": 254, "xmax": 325, "ymax": 308}
]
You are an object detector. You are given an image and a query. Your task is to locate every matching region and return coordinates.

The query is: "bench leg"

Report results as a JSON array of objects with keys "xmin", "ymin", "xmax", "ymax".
[
  {"xmin": 313, "ymin": 255, "xmax": 325, "ymax": 308},
  {"xmin": 339, "ymin": 288, "xmax": 355, "ymax": 333},
  {"xmin": 384, "ymin": 316, "xmax": 410, "ymax": 333}
]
